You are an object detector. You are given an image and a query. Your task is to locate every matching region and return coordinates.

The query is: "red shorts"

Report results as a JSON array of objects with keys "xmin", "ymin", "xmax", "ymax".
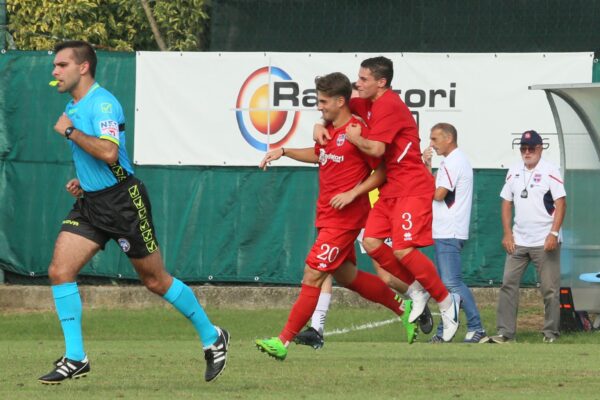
[
  {"xmin": 364, "ymin": 195, "xmax": 433, "ymax": 250},
  {"xmin": 305, "ymin": 228, "xmax": 361, "ymax": 272}
]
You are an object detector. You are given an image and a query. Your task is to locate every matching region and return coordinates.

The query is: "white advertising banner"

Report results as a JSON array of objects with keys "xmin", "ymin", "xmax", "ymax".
[{"xmin": 134, "ymin": 52, "xmax": 592, "ymax": 168}]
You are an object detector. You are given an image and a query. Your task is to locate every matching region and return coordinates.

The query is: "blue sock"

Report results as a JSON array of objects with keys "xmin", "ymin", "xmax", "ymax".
[
  {"xmin": 163, "ymin": 278, "xmax": 218, "ymax": 347},
  {"xmin": 52, "ymin": 282, "xmax": 85, "ymax": 361}
]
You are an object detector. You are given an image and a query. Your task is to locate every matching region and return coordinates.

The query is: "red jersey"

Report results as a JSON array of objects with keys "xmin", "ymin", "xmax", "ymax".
[
  {"xmin": 314, "ymin": 116, "xmax": 373, "ymax": 229},
  {"xmin": 350, "ymin": 89, "xmax": 434, "ymax": 198}
]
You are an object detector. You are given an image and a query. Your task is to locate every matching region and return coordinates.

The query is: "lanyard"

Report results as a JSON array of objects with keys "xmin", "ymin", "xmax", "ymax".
[{"xmin": 520, "ymin": 168, "xmax": 535, "ymax": 198}]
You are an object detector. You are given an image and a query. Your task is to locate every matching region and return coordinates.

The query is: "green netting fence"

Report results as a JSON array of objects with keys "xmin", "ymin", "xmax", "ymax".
[{"xmin": 210, "ymin": 0, "xmax": 600, "ymax": 53}]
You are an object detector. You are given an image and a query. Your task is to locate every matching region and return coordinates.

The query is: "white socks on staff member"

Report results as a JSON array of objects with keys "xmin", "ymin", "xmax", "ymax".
[{"xmin": 311, "ymin": 292, "xmax": 332, "ymax": 334}]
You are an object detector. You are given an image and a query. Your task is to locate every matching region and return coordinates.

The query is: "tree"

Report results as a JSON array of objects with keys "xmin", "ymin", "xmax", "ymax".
[
  {"xmin": 139, "ymin": 0, "xmax": 167, "ymax": 50},
  {"xmin": 6, "ymin": 0, "xmax": 209, "ymax": 51}
]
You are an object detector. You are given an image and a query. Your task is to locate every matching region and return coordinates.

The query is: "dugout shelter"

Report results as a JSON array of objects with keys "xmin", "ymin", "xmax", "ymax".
[{"xmin": 530, "ymin": 83, "xmax": 600, "ymax": 314}]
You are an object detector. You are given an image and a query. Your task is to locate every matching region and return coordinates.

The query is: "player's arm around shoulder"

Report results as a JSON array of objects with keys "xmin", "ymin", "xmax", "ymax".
[
  {"xmin": 365, "ymin": 100, "xmax": 402, "ymax": 144},
  {"xmin": 345, "ymin": 122, "xmax": 385, "ymax": 158},
  {"xmin": 313, "ymin": 120, "xmax": 330, "ymax": 145}
]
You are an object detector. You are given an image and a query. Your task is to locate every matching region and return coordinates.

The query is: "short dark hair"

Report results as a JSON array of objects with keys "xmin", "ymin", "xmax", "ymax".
[
  {"xmin": 54, "ymin": 40, "xmax": 97, "ymax": 78},
  {"xmin": 431, "ymin": 122, "xmax": 458, "ymax": 143},
  {"xmin": 361, "ymin": 56, "xmax": 394, "ymax": 88},
  {"xmin": 315, "ymin": 72, "xmax": 352, "ymax": 104}
]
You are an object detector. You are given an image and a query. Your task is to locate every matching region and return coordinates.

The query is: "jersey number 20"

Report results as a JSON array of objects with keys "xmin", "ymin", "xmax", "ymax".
[{"xmin": 317, "ymin": 244, "xmax": 340, "ymax": 263}]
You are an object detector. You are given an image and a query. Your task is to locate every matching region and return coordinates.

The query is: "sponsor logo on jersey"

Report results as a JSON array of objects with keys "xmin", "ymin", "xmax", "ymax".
[
  {"xmin": 118, "ymin": 238, "xmax": 131, "ymax": 252},
  {"xmin": 99, "ymin": 120, "xmax": 119, "ymax": 138},
  {"xmin": 336, "ymin": 133, "xmax": 346, "ymax": 147},
  {"xmin": 534, "ymin": 173, "xmax": 542, "ymax": 183},
  {"xmin": 403, "ymin": 232, "xmax": 413, "ymax": 241},
  {"xmin": 318, "ymin": 148, "xmax": 344, "ymax": 166}
]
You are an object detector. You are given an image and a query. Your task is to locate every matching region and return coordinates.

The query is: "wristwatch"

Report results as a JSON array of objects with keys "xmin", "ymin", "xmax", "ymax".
[
  {"xmin": 64, "ymin": 126, "xmax": 75, "ymax": 140},
  {"xmin": 549, "ymin": 231, "xmax": 559, "ymax": 238}
]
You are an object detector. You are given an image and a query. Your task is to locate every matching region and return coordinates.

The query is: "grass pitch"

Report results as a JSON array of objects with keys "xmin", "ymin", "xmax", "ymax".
[{"xmin": 1, "ymin": 306, "xmax": 599, "ymax": 399}]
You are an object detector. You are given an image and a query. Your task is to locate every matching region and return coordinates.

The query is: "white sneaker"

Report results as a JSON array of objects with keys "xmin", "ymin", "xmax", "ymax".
[
  {"xmin": 408, "ymin": 288, "xmax": 431, "ymax": 323},
  {"xmin": 440, "ymin": 293, "xmax": 461, "ymax": 342}
]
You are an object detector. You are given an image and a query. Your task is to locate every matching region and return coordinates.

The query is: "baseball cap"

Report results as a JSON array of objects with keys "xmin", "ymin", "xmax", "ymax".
[{"xmin": 520, "ymin": 130, "xmax": 543, "ymax": 146}]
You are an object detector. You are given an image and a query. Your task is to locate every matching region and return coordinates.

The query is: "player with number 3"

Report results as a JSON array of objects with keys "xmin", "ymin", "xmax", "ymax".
[{"xmin": 313, "ymin": 57, "xmax": 461, "ymax": 342}]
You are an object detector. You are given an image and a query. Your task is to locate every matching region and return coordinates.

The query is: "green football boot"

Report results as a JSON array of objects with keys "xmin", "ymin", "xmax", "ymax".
[
  {"xmin": 401, "ymin": 298, "xmax": 418, "ymax": 344},
  {"xmin": 255, "ymin": 337, "xmax": 288, "ymax": 361}
]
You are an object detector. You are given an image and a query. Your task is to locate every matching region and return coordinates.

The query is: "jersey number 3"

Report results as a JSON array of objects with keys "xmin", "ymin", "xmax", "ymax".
[{"xmin": 402, "ymin": 212, "xmax": 413, "ymax": 230}]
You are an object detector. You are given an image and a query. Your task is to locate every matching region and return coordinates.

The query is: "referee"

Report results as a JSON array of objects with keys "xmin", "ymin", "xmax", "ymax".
[{"xmin": 39, "ymin": 41, "xmax": 228, "ymax": 384}]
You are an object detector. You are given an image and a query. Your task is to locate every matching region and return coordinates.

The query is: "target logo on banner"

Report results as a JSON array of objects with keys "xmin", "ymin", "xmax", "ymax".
[{"xmin": 235, "ymin": 66, "xmax": 301, "ymax": 151}]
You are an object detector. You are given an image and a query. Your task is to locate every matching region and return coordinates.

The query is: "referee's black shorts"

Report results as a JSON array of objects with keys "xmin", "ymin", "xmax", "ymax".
[{"xmin": 60, "ymin": 175, "xmax": 159, "ymax": 258}]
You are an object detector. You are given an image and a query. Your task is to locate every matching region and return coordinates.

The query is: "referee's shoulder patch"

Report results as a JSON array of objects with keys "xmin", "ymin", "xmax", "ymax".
[{"xmin": 99, "ymin": 120, "xmax": 119, "ymax": 139}]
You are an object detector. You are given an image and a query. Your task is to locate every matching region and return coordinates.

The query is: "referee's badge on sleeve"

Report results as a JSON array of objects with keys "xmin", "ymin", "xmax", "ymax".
[{"xmin": 99, "ymin": 120, "xmax": 119, "ymax": 138}]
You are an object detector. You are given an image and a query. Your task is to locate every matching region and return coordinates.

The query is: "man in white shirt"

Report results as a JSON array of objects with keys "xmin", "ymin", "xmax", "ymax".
[
  {"xmin": 423, "ymin": 123, "xmax": 486, "ymax": 343},
  {"xmin": 490, "ymin": 130, "xmax": 566, "ymax": 343}
]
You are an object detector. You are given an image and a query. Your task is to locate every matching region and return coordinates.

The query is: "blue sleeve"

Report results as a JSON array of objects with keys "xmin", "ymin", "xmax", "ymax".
[{"xmin": 90, "ymin": 97, "xmax": 121, "ymax": 146}]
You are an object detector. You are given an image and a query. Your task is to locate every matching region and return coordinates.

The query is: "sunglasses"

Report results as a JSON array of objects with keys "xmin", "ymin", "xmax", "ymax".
[{"xmin": 520, "ymin": 145, "xmax": 540, "ymax": 154}]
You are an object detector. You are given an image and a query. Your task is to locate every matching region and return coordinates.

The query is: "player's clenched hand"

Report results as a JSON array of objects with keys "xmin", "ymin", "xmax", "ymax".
[
  {"xmin": 54, "ymin": 113, "xmax": 73, "ymax": 136},
  {"xmin": 330, "ymin": 190, "xmax": 357, "ymax": 210},
  {"xmin": 345, "ymin": 123, "xmax": 362, "ymax": 144},
  {"xmin": 313, "ymin": 123, "xmax": 330, "ymax": 145},
  {"xmin": 502, "ymin": 233, "xmax": 516, "ymax": 254},
  {"xmin": 259, "ymin": 148, "xmax": 285, "ymax": 170},
  {"xmin": 65, "ymin": 178, "xmax": 83, "ymax": 198}
]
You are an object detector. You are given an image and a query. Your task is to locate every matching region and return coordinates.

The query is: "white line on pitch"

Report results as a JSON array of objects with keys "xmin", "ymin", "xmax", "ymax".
[
  {"xmin": 324, "ymin": 317, "xmax": 401, "ymax": 337},
  {"xmin": 324, "ymin": 312, "xmax": 441, "ymax": 337}
]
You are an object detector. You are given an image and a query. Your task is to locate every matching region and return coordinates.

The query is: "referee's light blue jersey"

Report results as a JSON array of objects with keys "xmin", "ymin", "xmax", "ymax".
[{"xmin": 65, "ymin": 82, "xmax": 134, "ymax": 192}]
